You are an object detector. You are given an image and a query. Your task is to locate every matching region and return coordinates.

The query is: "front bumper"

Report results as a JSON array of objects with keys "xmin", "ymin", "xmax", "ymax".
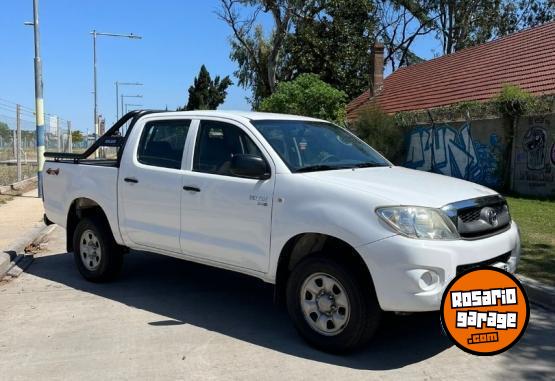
[{"xmin": 357, "ymin": 221, "xmax": 521, "ymax": 312}]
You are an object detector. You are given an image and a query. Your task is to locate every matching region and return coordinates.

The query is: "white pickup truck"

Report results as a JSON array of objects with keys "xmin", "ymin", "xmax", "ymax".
[{"xmin": 44, "ymin": 110, "xmax": 520, "ymax": 352}]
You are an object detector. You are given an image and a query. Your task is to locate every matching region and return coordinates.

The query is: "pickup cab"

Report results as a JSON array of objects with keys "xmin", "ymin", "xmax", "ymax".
[{"xmin": 44, "ymin": 110, "xmax": 521, "ymax": 352}]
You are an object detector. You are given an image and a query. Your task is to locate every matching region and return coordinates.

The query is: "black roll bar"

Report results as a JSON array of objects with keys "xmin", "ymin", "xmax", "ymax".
[{"xmin": 44, "ymin": 110, "xmax": 163, "ymax": 162}]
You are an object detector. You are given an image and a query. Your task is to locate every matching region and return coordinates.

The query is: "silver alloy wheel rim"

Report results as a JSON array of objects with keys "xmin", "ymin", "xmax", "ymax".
[
  {"xmin": 79, "ymin": 229, "xmax": 102, "ymax": 271},
  {"xmin": 300, "ymin": 272, "xmax": 350, "ymax": 336}
]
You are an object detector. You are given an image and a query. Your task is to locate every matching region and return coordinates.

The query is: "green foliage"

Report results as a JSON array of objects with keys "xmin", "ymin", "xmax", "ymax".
[
  {"xmin": 71, "ymin": 130, "xmax": 84, "ymax": 144},
  {"xmin": 424, "ymin": 0, "xmax": 554, "ymax": 54},
  {"xmin": 183, "ymin": 65, "xmax": 233, "ymax": 111},
  {"xmin": 353, "ymin": 106, "xmax": 407, "ymax": 162},
  {"xmin": 394, "ymin": 91, "xmax": 553, "ymax": 126},
  {"xmin": 221, "ymin": 0, "xmax": 553, "ymax": 107},
  {"xmin": 283, "ymin": 0, "xmax": 378, "ymax": 99},
  {"xmin": 229, "ymin": 26, "xmax": 273, "ymax": 108},
  {"xmin": 258, "ymin": 74, "xmax": 347, "ymax": 123},
  {"xmin": 495, "ymin": 84, "xmax": 537, "ymax": 118},
  {"xmin": 218, "ymin": 0, "xmax": 299, "ymax": 108},
  {"xmin": 0, "ymin": 121, "xmax": 11, "ymax": 142},
  {"xmin": 506, "ymin": 196, "xmax": 555, "ymax": 285}
]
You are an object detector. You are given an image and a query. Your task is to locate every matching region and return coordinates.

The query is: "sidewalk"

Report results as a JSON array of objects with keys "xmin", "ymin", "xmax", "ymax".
[{"xmin": 0, "ymin": 189, "xmax": 44, "ymax": 251}]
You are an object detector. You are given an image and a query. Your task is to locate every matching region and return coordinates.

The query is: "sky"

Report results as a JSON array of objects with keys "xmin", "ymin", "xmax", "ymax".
[{"xmin": 0, "ymin": 0, "xmax": 440, "ymax": 133}]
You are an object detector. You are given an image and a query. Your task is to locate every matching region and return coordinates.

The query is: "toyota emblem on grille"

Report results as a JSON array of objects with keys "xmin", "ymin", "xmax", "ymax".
[{"xmin": 481, "ymin": 207, "xmax": 499, "ymax": 227}]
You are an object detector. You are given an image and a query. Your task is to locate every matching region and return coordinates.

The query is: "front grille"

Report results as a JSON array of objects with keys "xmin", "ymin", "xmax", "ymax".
[
  {"xmin": 459, "ymin": 203, "xmax": 507, "ymax": 224},
  {"xmin": 456, "ymin": 252, "xmax": 511, "ymax": 275},
  {"xmin": 459, "ymin": 208, "xmax": 481, "ymax": 223},
  {"xmin": 442, "ymin": 195, "xmax": 511, "ymax": 240}
]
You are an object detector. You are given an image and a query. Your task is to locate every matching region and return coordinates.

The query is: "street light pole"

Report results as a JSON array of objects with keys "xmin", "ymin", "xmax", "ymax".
[
  {"xmin": 121, "ymin": 94, "xmax": 143, "ymax": 115},
  {"xmin": 125, "ymin": 103, "xmax": 143, "ymax": 114},
  {"xmin": 25, "ymin": 0, "xmax": 45, "ymax": 198},
  {"xmin": 115, "ymin": 82, "xmax": 143, "ymax": 120},
  {"xmin": 92, "ymin": 30, "xmax": 97, "ymax": 139},
  {"xmin": 91, "ymin": 30, "xmax": 141, "ymax": 138}
]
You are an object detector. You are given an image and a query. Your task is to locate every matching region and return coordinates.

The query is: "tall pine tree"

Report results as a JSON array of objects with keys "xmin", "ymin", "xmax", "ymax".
[{"xmin": 182, "ymin": 65, "xmax": 233, "ymax": 110}]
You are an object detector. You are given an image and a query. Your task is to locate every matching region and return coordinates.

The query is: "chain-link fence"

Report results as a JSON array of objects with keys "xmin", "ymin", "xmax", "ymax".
[{"xmin": 0, "ymin": 97, "xmax": 91, "ymax": 186}]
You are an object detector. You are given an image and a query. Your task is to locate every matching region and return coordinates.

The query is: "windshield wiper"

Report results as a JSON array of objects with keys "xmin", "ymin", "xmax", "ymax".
[
  {"xmin": 351, "ymin": 162, "xmax": 390, "ymax": 168},
  {"xmin": 295, "ymin": 165, "xmax": 349, "ymax": 173}
]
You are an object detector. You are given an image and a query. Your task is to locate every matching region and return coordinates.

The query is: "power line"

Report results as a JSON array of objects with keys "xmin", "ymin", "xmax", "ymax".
[{"xmin": 0, "ymin": 98, "xmax": 72, "ymax": 126}]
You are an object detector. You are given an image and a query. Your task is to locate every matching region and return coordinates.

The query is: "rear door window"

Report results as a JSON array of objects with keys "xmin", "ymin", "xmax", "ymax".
[{"xmin": 137, "ymin": 120, "xmax": 191, "ymax": 169}]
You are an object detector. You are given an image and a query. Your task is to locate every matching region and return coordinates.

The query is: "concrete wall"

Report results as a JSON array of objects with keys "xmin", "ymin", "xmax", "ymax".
[
  {"xmin": 514, "ymin": 115, "xmax": 555, "ymax": 197},
  {"xmin": 403, "ymin": 118, "xmax": 507, "ymax": 190},
  {"xmin": 402, "ymin": 114, "xmax": 555, "ymax": 197}
]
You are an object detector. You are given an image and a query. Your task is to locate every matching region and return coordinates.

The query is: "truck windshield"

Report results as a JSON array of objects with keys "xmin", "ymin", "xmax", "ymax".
[{"xmin": 252, "ymin": 120, "xmax": 391, "ymax": 173}]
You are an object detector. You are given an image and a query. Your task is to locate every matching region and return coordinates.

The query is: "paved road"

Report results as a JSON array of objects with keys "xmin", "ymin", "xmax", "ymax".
[{"xmin": 1, "ymin": 226, "xmax": 553, "ymax": 380}]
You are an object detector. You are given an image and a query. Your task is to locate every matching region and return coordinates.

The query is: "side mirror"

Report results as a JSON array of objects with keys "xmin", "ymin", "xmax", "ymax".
[{"xmin": 230, "ymin": 154, "xmax": 270, "ymax": 180}]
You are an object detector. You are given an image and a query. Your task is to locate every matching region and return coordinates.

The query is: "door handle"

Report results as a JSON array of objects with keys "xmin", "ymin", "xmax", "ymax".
[
  {"xmin": 124, "ymin": 177, "xmax": 139, "ymax": 184},
  {"xmin": 46, "ymin": 168, "xmax": 60, "ymax": 176},
  {"xmin": 183, "ymin": 186, "xmax": 201, "ymax": 192}
]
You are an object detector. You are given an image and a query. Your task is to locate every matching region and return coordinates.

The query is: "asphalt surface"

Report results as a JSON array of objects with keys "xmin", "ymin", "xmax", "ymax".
[{"xmin": 1, "ymin": 226, "xmax": 553, "ymax": 380}]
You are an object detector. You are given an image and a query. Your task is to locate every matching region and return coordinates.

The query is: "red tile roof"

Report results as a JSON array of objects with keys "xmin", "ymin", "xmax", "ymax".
[{"xmin": 347, "ymin": 21, "xmax": 555, "ymax": 119}]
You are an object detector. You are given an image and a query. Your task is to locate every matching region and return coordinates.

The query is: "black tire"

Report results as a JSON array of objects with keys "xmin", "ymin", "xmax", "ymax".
[
  {"xmin": 73, "ymin": 216, "xmax": 123, "ymax": 282},
  {"xmin": 286, "ymin": 256, "xmax": 381, "ymax": 353}
]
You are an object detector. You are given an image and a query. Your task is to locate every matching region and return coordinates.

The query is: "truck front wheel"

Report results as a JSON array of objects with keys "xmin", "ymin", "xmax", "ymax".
[
  {"xmin": 73, "ymin": 216, "xmax": 123, "ymax": 282},
  {"xmin": 286, "ymin": 256, "xmax": 381, "ymax": 353}
]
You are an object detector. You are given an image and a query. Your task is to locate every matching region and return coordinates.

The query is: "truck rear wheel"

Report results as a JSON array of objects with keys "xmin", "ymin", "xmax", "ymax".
[
  {"xmin": 286, "ymin": 256, "xmax": 381, "ymax": 353},
  {"xmin": 73, "ymin": 216, "xmax": 123, "ymax": 282}
]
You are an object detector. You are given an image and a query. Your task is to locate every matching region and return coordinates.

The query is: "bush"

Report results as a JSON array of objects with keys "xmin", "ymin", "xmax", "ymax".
[
  {"xmin": 258, "ymin": 74, "xmax": 347, "ymax": 124},
  {"xmin": 495, "ymin": 84, "xmax": 536, "ymax": 118},
  {"xmin": 353, "ymin": 106, "xmax": 407, "ymax": 162}
]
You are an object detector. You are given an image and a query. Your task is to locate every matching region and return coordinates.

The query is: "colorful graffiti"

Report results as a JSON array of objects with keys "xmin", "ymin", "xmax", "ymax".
[{"xmin": 404, "ymin": 123, "xmax": 501, "ymax": 188}]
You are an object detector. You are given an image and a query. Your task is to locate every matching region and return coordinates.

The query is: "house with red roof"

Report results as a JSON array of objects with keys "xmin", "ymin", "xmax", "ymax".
[
  {"xmin": 347, "ymin": 21, "xmax": 555, "ymax": 120},
  {"xmin": 346, "ymin": 22, "xmax": 555, "ymax": 197}
]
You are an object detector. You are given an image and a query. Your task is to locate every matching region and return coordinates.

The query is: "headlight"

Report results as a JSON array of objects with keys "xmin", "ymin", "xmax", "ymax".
[{"xmin": 376, "ymin": 206, "xmax": 459, "ymax": 240}]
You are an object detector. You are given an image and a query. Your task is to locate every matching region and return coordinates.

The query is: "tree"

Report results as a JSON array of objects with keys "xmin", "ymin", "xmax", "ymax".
[
  {"xmin": 183, "ymin": 65, "xmax": 233, "ymax": 110},
  {"xmin": 71, "ymin": 130, "xmax": 84, "ymax": 144},
  {"xmin": 0, "ymin": 122, "xmax": 11, "ymax": 143},
  {"xmin": 259, "ymin": 73, "xmax": 347, "ymax": 123},
  {"xmin": 218, "ymin": 0, "xmax": 310, "ymax": 107},
  {"xmin": 219, "ymin": 0, "xmax": 432, "ymax": 103},
  {"xmin": 427, "ymin": 0, "xmax": 554, "ymax": 54},
  {"xmin": 375, "ymin": 1, "xmax": 435, "ymax": 72},
  {"xmin": 282, "ymin": 0, "xmax": 380, "ymax": 99},
  {"xmin": 220, "ymin": 0, "xmax": 553, "ymax": 104}
]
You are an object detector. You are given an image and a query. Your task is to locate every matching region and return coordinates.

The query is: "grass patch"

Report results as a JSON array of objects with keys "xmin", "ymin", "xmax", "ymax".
[
  {"xmin": 506, "ymin": 196, "xmax": 555, "ymax": 285},
  {"xmin": 0, "ymin": 194, "xmax": 13, "ymax": 204},
  {"xmin": 0, "ymin": 164, "xmax": 36, "ymax": 186}
]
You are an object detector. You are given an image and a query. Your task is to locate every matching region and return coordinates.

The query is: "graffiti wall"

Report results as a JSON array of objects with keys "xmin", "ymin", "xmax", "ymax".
[
  {"xmin": 514, "ymin": 115, "xmax": 555, "ymax": 197},
  {"xmin": 404, "ymin": 119, "xmax": 507, "ymax": 189}
]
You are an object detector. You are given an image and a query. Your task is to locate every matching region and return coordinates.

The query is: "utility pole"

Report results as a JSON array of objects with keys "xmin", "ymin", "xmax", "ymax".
[
  {"xmin": 67, "ymin": 120, "xmax": 72, "ymax": 153},
  {"xmin": 16, "ymin": 104, "xmax": 22, "ymax": 182},
  {"xmin": 13, "ymin": 130, "xmax": 16, "ymax": 160},
  {"xmin": 91, "ymin": 30, "xmax": 142, "ymax": 141},
  {"xmin": 57, "ymin": 115, "xmax": 61, "ymax": 151},
  {"xmin": 25, "ymin": 0, "xmax": 45, "ymax": 198},
  {"xmin": 92, "ymin": 30, "xmax": 98, "ymax": 142}
]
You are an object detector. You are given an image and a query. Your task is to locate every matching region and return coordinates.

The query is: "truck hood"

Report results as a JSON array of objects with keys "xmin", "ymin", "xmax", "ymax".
[{"xmin": 302, "ymin": 166, "xmax": 498, "ymax": 208}]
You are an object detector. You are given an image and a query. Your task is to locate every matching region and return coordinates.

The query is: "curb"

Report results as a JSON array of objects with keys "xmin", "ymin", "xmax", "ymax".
[
  {"xmin": 517, "ymin": 274, "xmax": 555, "ymax": 311},
  {"xmin": 0, "ymin": 224, "xmax": 57, "ymax": 280},
  {"xmin": 0, "ymin": 177, "xmax": 38, "ymax": 196}
]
